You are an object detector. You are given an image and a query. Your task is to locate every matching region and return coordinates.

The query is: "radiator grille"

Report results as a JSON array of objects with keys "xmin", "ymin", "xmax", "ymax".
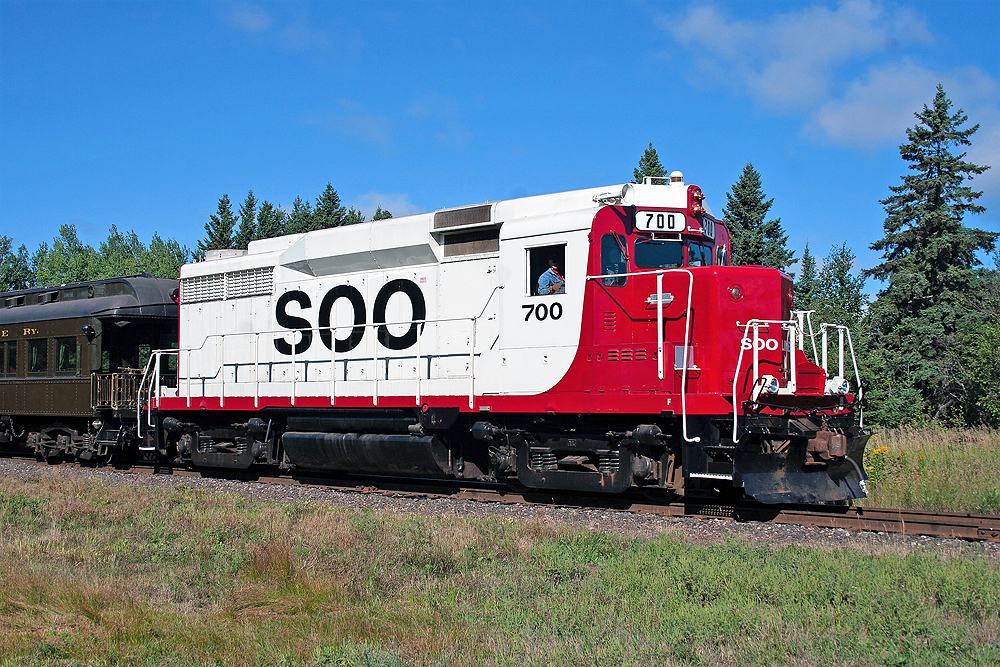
[
  {"xmin": 434, "ymin": 204, "xmax": 492, "ymax": 230},
  {"xmin": 180, "ymin": 273, "xmax": 224, "ymax": 303},
  {"xmin": 180, "ymin": 266, "xmax": 274, "ymax": 303},
  {"xmin": 225, "ymin": 266, "xmax": 273, "ymax": 299}
]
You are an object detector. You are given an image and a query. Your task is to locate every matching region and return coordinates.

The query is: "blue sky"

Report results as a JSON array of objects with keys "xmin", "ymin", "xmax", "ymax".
[{"xmin": 2, "ymin": 0, "xmax": 998, "ymax": 285}]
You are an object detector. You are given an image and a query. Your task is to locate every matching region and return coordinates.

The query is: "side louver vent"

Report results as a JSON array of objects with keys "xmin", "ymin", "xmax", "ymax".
[
  {"xmin": 180, "ymin": 273, "xmax": 224, "ymax": 303},
  {"xmin": 434, "ymin": 204, "xmax": 492, "ymax": 230},
  {"xmin": 181, "ymin": 266, "xmax": 274, "ymax": 303}
]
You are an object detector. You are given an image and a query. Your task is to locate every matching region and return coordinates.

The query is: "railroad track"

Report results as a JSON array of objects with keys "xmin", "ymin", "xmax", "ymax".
[{"xmin": 8, "ymin": 456, "xmax": 1000, "ymax": 543}]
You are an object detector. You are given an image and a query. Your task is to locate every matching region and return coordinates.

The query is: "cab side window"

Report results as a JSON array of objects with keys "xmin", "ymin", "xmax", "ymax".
[
  {"xmin": 528, "ymin": 244, "xmax": 566, "ymax": 296},
  {"xmin": 688, "ymin": 243, "xmax": 713, "ymax": 267},
  {"xmin": 600, "ymin": 234, "xmax": 627, "ymax": 287}
]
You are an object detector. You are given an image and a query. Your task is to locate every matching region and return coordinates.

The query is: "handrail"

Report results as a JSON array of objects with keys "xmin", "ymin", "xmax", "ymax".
[
  {"xmin": 139, "ymin": 287, "xmax": 505, "ymax": 415},
  {"xmin": 586, "ymin": 268, "xmax": 699, "ymax": 443}
]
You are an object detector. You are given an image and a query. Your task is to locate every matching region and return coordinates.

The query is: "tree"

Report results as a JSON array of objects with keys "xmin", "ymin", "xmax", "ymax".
[
  {"xmin": 255, "ymin": 200, "xmax": 286, "ymax": 239},
  {"xmin": 32, "ymin": 224, "xmax": 99, "ymax": 286},
  {"xmin": 97, "ymin": 225, "xmax": 146, "ymax": 278},
  {"xmin": 284, "ymin": 196, "xmax": 315, "ymax": 235},
  {"xmin": 313, "ymin": 183, "xmax": 346, "ymax": 229},
  {"xmin": 0, "ymin": 236, "xmax": 33, "ymax": 291},
  {"xmin": 633, "ymin": 142, "xmax": 666, "ymax": 184},
  {"xmin": 722, "ymin": 163, "xmax": 795, "ymax": 272},
  {"xmin": 958, "ymin": 263, "xmax": 1000, "ymax": 426},
  {"xmin": 795, "ymin": 242, "xmax": 819, "ymax": 312},
  {"xmin": 373, "ymin": 206, "xmax": 392, "ymax": 220},
  {"xmin": 233, "ymin": 189, "xmax": 258, "ymax": 250},
  {"xmin": 814, "ymin": 243, "xmax": 867, "ymax": 329},
  {"xmin": 863, "ymin": 85, "xmax": 995, "ymax": 424},
  {"xmin": 198, "ymin": 194, "xmax": 237, "ymax": 255},
  {"xmin": 343, "ymin": 207, "xmax": 365, "ymax": 225},
  {"xmin": 145, "ymin": 233, "xmax": 190, "ymax": 279}
]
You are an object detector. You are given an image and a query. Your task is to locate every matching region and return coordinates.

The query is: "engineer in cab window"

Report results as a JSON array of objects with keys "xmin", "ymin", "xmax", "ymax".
[{"xmin": 538, "ymin": 258, "xmax": 565, "ymax": 295}]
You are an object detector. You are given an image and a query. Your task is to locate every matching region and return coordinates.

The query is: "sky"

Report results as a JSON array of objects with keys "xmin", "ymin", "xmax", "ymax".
[{"xmin": 2, "ymin": 0, "xmax": 998, "ymax": 287}]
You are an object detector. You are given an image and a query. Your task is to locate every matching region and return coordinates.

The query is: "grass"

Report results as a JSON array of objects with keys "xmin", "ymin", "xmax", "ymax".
[
  {"xmin": 1, "ymin": 475, "xmax": 998, "ymax": 666},
  {"xmin": 860, "ymin": 425, "xmax": 1000, "ymax": 513}
]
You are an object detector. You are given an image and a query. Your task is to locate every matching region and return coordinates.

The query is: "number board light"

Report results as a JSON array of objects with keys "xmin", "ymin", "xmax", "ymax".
[{"xmin": 635, "ymin": 210, "xmax": 687, "ymax": 233}]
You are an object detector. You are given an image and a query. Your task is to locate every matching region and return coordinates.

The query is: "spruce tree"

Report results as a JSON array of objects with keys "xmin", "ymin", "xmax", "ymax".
[
  {"xmin": 284, "ymin": 196, "xmax": 315, "ymax": 235},
  {"xmin": 795, "ymin": 242, "xmax": 819, "ymax": 312},
  {"xmin": 722, "ymin": 163, "xmax": 795, "ymax": 271},
  {"xmin": 198, "ymin": 194, "xmax": 237, "ymax": 254},
  {"xmin": 863, "ymin": 85, "xmax": 995, "ymax": 423},
  {"xmin": 313, "ymin": 183, "xmax": 346, "ymax": 229},
  {"xmin": 233, "ymin": 189, "xmax": 258, "ymax": 250},
  {"xmin": 255, "ymin": 201, "xmax": 286, "ymax": 239},
  {"xmin": 815, "ymin": 243, "xmax": 867, "ymax": 329},
  {"xmin": 343, "ymin": 207, "xmax": 365, "ymax": 225},
  {"xmin": 633, "ymin": 142, "xmax": 666, "ymax": 184},
  {"xmin": 373, "ymin": 206, "xmax": 393, "ymax": 220}
]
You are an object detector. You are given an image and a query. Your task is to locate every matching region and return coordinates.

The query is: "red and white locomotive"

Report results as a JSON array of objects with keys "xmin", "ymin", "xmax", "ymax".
[{"xmin": 143, "ymin": 174, "xmax": 868, "ymax": 504}]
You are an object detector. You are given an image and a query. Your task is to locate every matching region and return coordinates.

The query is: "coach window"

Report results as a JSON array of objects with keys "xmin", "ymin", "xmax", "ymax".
[
  {"xmin": 1, "ymin": 341, "xmax": 15, "ymax": 377},
  {"xmin": 528, "ymin": 244, "xmax": 566, "ymax": 296},
  {"xmin": 55, "ymin": 336, "xmax": 79, "ymax": 375},
  {"xmin": 634, "ymin": 238, "xmax": 684, "ymax": 269},
  {"xmin": 28, "ymin": 339, "xmax": 47, "ymax": 375},
  {"xmin": 600, "ymin": 234, "xmax": 628, "ymax": 287}
]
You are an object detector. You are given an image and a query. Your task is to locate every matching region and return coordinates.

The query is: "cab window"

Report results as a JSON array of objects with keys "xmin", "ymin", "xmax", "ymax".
[
  {"xmin": 28, "ymin": 339, "xmax": 47, "ymax": 374},
  {"xmin": 528, "ymin": 244, "xmax": 566, "ymax": 296},
  {"xmin": 634, "ymin": 238, "xmax": 684, "ymax": 269},
  {"xmin": 600, "ymin": 234, "xmax": 627, "ymax": 287},
  {"xmin": 688, "ymin": 243, "xmax": 713, "ymax": 267}
]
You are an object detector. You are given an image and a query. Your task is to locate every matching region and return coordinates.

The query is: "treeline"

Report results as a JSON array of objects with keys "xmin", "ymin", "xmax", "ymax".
[
  {"xmin": 635, "ymin": 85, "xmax": 998, "ymax": 427},
  {"xmin": 0, "ymin": 182, "xmax": 388, "ymax": 290}
]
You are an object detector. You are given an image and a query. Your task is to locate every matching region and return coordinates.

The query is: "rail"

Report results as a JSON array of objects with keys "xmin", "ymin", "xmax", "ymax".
[
  {"xmin": 137, "ymin": 286, "xmax": 504, "ymax": 436},
  {"xmin": 586, "ymin": 268, "xmax": 699, "ymax": 443}
]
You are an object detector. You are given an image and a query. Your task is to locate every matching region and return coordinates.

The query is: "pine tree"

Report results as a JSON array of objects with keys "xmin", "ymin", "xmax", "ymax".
[
  {"xmin": 722, "ymin": 163, "xmax": 795, "ymax": 271},
  {"xmin": 343, "ymin": 207, "xmax": 365, "ymax": 225},
  {"xmin": 233, "ymin": 189, "xmax": 258, "ymax": 250},
  {"xmin": 633, "ymin": 142, "xmax": 666, "ymax": 184},
  {"xmin": 795, "ymin": 242, "xmax": 819, "ymax": 312},
  {"xmin": 284, "ymin": 196, "xmax": 315, "ymax": 235},
  {"xmin": 815, "ymin": 243, "xmax": 867, "ymax": 329},
  {"xmin": 198, "ymin": 194, "xmax": 237, "ymax": 254},
  {"xmin": 863, "ymin": 85, "xmax": 995, "ymax": 424},
  {"xmin": 255, "ymin": 200, "xmax": 286, "ymax": 239},
  {"xmin": 313, "ymin": 183, "xmax": 346, "ymax": 229},
  {"xmin": 373, "ymin": 206, "xmax": 393, "ymax": 220}
]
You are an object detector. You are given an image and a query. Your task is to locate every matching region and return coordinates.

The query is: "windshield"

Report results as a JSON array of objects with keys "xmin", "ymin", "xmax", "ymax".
[{"xmin": 634, "ymin": 239, "xmax": 684, "ymax": 269}]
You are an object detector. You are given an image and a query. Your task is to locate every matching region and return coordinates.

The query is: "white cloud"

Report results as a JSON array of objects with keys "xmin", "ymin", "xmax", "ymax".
[
  {"xmin": 227, "ymin": 4, "xmax": 273, "ymax": 33},
  {"xmin": 351, "ymin": 192, "xmax": 421, "ymax": 219},
  {"xmin": 659, "ymin": 0, "xmax": 932, "ymax": 109},
  {"xmin": 807, "ymin": 63, "xmax": 999, "ymax": 150}
]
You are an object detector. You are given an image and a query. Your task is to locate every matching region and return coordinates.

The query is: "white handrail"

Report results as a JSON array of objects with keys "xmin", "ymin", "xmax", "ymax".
[{"xmin": 586, "ymin": 268, "xmax": 699, "ymax": 443}]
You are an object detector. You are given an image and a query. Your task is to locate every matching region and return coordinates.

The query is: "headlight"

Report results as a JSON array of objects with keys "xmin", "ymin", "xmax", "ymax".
[{"xmin": 825, "ymin": 376, "xmax": 850, "ymax": 395}]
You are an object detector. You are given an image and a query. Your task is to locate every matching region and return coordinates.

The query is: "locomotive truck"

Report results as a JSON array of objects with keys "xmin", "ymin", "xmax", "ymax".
[{"xmin": 1, "ymin": 175, "xmax": 868, "ymax": 503}]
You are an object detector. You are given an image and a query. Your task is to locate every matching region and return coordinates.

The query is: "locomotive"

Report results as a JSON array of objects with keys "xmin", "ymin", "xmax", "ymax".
[{"xmin": 1, "ymin": 175, "xmax": 868, "ymax": 504}]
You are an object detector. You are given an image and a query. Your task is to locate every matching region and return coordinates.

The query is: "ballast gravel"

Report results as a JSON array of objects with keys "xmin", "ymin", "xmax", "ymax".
[{"xmin": 2, "ymin": 458, "xmax": 997, "ymax": 562}]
